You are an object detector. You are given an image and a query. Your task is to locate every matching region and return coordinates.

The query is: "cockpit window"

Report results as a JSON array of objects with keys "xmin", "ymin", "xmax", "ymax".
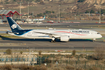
[{"xmin": 97, "ymin": 33, "xmax": 100, "ymax": 34}]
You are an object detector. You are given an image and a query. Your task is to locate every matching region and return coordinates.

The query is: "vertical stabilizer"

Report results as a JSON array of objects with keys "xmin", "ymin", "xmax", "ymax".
[
  {"xmin": 7, "ymin": 17, "xmax": 22, "ymax": 32},
  {"xmin": 44, "ymin": 16, "xmax": 45, "ymax": 20}
]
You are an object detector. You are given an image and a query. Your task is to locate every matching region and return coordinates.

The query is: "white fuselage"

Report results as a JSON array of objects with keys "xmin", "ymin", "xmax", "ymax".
[
  {"xmin": 11, "ymin": 29, "xmax": 102, "ymax": 40},
  {"xmin": 33, "ymin": 18, "xmax": 45, "ymax": 21}
]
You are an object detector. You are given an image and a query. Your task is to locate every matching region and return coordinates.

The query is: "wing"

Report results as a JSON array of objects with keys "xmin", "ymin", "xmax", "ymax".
[{"xmin": 35, "ymin": 31, "xmax": 60, "ymax": 38}]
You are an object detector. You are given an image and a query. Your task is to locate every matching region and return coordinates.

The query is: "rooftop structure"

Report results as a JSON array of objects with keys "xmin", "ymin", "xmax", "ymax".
[{"xmin": 0, "ymin": 10, "xmax": 21, "ymax": 19}]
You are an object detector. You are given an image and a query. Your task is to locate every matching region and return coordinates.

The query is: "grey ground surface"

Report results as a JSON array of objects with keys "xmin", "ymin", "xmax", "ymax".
[{"xmin": 0, "ymin": 39, "xmax": 104, "ymax": 50}]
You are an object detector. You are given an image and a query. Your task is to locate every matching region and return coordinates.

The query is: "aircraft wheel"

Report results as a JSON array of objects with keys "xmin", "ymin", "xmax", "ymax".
[
  {"xmin": 51, "ymin": 40, "xmax": 53, "ymax": 42},
  {"xmin": 92, "ymin": 40, "xmax": 95, "ymax": 42},
  {"xmin": 51, "ymin": 40, "xmax": 55, "ymax": 43}
]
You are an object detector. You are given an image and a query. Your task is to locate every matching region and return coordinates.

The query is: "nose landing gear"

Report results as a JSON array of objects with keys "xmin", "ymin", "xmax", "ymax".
[{"xmin": 92, "ymin": 38, "xmax": 96, "ymax": 42}]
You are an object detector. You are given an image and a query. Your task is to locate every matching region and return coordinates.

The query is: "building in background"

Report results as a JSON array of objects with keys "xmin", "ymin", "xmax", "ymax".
[{"xmin": 0, "ymin": 10, "xmax": 21, "ymax": 23}]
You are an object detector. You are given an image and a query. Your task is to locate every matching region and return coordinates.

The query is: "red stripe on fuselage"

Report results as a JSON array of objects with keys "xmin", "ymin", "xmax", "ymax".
[{"xmin": 55, "ymin": 31, "xmax": 86, "ymax": 36}]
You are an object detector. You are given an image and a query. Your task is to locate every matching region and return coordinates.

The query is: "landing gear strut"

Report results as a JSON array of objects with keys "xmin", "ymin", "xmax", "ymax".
[
  {"xmin": 92, "ymin": 38, "xmax": 96, "ymax": 42},
  {"xmin": 51, "ymin": 37, "xmax": 56, "ymax": 43}
]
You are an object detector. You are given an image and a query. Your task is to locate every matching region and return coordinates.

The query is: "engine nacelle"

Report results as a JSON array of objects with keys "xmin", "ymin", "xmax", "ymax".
[{"xmin": 60, "ymin": 35, "xmax": 70, "ymax": 41}]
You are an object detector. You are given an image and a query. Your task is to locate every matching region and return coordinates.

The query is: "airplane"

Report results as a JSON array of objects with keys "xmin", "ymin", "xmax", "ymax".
[
  {"xmin": 33, "ymin": 16, "xmax": 45, "ymax": 22},
  {"xmin": 6, "ymin": 17, "xmax": 102, "ymax": 42}
]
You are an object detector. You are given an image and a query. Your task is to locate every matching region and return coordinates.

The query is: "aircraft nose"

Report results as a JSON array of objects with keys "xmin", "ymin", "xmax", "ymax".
[{"xmin": 99, "ymin": 34, "xmax": 102, "ymax": 38}]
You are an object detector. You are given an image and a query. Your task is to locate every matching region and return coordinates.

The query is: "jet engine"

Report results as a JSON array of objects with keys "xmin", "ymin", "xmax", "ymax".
[{"xmin": 60, "ymin": 35, "xmax": 70, "ymax": 41}]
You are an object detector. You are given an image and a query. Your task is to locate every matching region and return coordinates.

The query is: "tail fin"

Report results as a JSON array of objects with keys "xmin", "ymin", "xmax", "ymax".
[
  {"xmin": 7, "ymin": 17, "xmax": 22, "ymax": 32},
  {"xmin": 44, "ymin": 16, "xmax": 45, "ymax": 20}
]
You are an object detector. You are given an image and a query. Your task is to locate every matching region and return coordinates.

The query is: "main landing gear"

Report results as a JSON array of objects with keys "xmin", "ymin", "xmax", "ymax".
[
  {"xmin": 51, "ymin": 37, "xmax": 56, "ymax": 43},
  {"xmin": 51, "ymin": 40, "xmax": 55, "ymax": 42}
]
